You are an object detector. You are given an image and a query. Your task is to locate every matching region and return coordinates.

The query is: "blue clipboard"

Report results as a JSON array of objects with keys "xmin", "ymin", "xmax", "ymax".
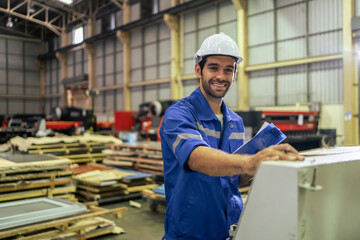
[{"xmin": 234, "ymin": 122, "xmax": 286, "ymax": 155}]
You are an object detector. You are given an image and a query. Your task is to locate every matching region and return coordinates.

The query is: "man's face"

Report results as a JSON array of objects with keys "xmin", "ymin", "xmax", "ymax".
[{"xmin": 195, "ymin": 55, "xmax": 236, "ymax": 100}]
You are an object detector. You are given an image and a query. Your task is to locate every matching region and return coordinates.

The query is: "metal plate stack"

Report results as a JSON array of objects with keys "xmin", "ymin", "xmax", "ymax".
[
  {"xmin": 72, "ymin": 164, "xmax": 158, "ymax": 204},
  {"xmin": 103, "ymin": 142, "xmax": 164, "ymax": 175},
  {"xmin": 0, "ymin": 153, "xmax": 76, "ymax": 202}
]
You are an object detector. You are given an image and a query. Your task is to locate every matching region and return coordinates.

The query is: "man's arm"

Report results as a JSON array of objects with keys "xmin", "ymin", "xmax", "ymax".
[{"xmin": 187, "ymin": 143, "xmax": 304, "ymax": 177}]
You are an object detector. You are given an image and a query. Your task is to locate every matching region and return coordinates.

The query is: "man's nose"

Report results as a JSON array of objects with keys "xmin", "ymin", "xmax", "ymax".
[{"xmin": 215, "ymin": 69, "xmax": 227, "ymax": 79}]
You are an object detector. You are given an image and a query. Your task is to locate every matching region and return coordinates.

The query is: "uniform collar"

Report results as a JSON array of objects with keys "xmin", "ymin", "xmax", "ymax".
[{"xmin": 189, "ymin": 87, "xmax": 232, "ymax": 122}]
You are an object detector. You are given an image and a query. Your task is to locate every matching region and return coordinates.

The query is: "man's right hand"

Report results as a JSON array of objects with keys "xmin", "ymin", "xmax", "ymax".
[{"xmin": 245, "ymin": 143, "xmax": 304, "ymax": 176}]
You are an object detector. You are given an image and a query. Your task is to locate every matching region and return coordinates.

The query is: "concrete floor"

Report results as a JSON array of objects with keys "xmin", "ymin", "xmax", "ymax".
[{"xmin": 93, "ymin": 198, "xmax": 166, "ymax": 240}]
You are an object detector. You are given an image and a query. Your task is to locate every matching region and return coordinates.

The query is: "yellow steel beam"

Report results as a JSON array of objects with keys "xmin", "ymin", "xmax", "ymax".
[
  {"xmin": 111, "ymin": 0, "xmax": 123, "ymax": 9},
  {"xmin": 84, "ymin": 43, "xmax": 95, "ymax": 91},
  {"xmin": 128, "ymin": 78, "xmax": 170, "ymax": 87},
  {"xmin": 343, "ymin": 0, "xmax": 359, "ymax": 145},
  {"xmin": 164, "ymin": 13, "xmax": 182, "ymax": 100},
  {"xmin": 56, "ymin": 52, "xmax": 68, "ymax": 107},
  {"xmin": 35, "ymin": 58, "xmax": 46, "ymax": 114},
  {"xmin": 0, "ymin": 0, "xmax": 64, "ymax": 35},
  {"xmin": 245, "ymin": 54, "xmax": 343, "ymax": 72},
  {"xmin": 233, "ymin": 0, "xmax": 249, "ymax": 110},
  {"xmin": 117, "ymin": 30, "xmax": 131, "ymax": 111}
]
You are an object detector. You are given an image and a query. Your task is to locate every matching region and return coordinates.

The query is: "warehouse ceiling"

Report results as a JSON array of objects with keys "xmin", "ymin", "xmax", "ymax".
[{"xmin": 0, "ymin": 0, "xmax": 119, "ymax": 40}]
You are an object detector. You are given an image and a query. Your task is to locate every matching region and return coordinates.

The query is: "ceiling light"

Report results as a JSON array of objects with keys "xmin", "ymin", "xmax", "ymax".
[
  {"xmin": 29, "ymin": 1, "xmax": 36, "ymax": 14},
  {"xmin": 6, "ymin": 17, "xmax": 13, "ymax": 28},
  {"xmin": 58, "ymin": 0, "xmax": 74, "ymax": 4}
]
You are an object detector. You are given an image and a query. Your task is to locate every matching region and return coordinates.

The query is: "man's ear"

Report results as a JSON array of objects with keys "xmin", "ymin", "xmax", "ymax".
[
  {"xmin": 232, "ymin": 70, "xmax": 238, "ymax": 82},
  {"xmin": 195, "ymin": 64, "xmax": 202, "ymax": 78}
]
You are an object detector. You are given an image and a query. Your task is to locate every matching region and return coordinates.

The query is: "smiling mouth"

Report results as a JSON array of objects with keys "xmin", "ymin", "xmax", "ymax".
[{"xmin": 211, "ymin": 82, "xmax": 228, "ymax": 88}]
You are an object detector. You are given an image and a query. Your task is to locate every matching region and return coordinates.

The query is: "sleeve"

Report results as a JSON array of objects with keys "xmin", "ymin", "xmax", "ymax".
[{"xmin": 160, "ymin": 104, "xmax": 209, "ymax": 168}]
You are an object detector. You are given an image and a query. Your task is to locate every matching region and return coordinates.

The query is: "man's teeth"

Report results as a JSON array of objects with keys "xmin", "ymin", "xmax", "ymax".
[{"xmin": 213, "ymin": 83, "xmax": 225, "ymax": 87}]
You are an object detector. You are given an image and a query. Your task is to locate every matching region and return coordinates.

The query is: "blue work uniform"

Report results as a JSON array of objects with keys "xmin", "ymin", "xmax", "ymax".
[{"xmin": 160, "ymin": 87, "xmax": 245, "ymax": 240}]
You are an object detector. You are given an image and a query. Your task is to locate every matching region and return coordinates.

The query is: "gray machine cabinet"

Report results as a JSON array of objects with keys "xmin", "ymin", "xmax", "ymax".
[{"xmin": 233, "ymin": 149, "xmax": 360, "ymax": 240}]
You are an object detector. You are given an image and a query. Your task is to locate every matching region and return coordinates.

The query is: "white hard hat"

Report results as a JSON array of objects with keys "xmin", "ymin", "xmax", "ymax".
[{"xmin": 194, "ymin": 32, "xmax": 243, "ymax": 65}]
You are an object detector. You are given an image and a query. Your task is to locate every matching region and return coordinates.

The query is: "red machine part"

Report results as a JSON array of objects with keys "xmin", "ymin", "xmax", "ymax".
[
  {"xmin": 46, "ymin": 121, "xmax": 82, "ymax": 130},
  {"xmin": 97, "ymin": 121, "xmax": 114, "ymax": 129},
  {"xmin": 114, "ymin": 111, "xmax": 137, "ymax": 131},
  {"xmin": 261, "ymin": 111, "xmax": 319, "ymax": 132}
]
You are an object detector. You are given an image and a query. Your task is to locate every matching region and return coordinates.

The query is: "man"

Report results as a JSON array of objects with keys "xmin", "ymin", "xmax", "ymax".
[{"xmin": 160, "ymin": 32, "xmax": 304, "ymax": 240}]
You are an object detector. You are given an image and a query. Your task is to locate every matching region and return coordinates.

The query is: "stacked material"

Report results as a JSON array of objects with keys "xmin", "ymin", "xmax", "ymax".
[
  {"xmin": 141, "ymin": 184, "xmax": 166, "ymax": 212},
  {"xmin": 72, "ymin": 164, "xmax": 158, "ymax": 204},
  {"xmin": 0, "ymin": 153, "xmax": 75, "ymax": 202},
  {"xmin": 103, "ymin": 141, "xmax": 163, "ymax": 175},
  {"xmin": 0, "ymin": 197, "xmax": 127, "ymax": 239},
  {"xmin": 9, "ymin": 133, "xmax": 122, "ymax": 165}
]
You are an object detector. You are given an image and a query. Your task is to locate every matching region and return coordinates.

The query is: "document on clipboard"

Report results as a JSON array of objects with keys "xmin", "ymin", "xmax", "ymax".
[{"xmin": 233, "ymin": 122, "xmax": 287, "ymax": 155}]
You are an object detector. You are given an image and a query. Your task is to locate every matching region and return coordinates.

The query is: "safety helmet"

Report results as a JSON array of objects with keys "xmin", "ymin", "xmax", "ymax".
[{"xmin": 194, "ymin": 32, "xmax": 243, "ymax": 65}]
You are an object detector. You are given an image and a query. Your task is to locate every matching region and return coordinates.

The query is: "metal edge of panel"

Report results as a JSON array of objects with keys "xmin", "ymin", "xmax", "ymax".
[{"xmin": 0, "ymin": 197, "xmax": 88, "ymax": 230}]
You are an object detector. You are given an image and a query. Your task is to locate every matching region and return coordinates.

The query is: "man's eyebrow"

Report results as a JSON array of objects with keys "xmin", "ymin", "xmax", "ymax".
[{"xmin": 207, "ymin": 63, "xmax": 234, "ymax": 69}]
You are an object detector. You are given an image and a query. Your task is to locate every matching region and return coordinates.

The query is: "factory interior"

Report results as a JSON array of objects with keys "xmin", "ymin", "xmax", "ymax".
[{"xmin": 0, "ymin": 0, "xmax": 360, "ymax": 239}]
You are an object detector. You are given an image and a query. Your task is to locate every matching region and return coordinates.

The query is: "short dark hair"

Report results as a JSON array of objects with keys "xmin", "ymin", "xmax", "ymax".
[
  {"xmin": 198, "ymin": 55, "xmax": 238, "ymax": 75},
  {"xmin": 198, "ymin": 57, "xmax": 208, "ymax": 75}
]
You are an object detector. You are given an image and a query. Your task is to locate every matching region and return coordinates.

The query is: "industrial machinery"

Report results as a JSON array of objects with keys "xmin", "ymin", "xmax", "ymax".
[
  {"xmin": 231, "ymin": 147, "xmax": 360, "ymax": 240},
  {"xmin": 236, "ymin": 110, "xmax": 336, "ymax": 151},
  {"xmin": 46, "ymin": 106, "xmax": 96, "ymax": 134},
  {"xmin": 135, "ymin": 100, "xmax": 174, "ymax": 141},
  {"xmin": 0, "ymin": 114, "xmax": 45, "ymax": 144}
]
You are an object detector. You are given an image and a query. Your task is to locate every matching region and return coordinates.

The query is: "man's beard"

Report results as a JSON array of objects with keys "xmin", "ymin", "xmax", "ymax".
[{"xmin": 201, "ymin": 77, "xmax": 230, "ymax": 99}]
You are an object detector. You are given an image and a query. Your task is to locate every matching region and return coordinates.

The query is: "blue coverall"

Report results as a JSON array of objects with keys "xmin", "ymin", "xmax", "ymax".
[{"xmin": 160, "ymin": 87, "xmax": 245, "ymax": 240}]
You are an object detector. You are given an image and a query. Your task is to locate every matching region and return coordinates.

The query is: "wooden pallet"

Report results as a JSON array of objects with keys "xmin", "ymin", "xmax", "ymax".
[
  {"xmin": 0, "ymin": 177, "xmax": 71, "ymax": 193},
  {"xmin": 0, "ymin": 169, "xmax": 72, "ymax": 183},
  {"xmin": 0, "ymin": 205, "xmax": 127, "ymax": 239},
  {"xmin": 103, "ymin": 155, "xmax": 163, "ymax": 175},
  {"xmin": 0, "ymin": 184, "xmax": 76, "ymax": 202},
  {"xmin": 62, "ymin": 152, "xmax": 106, "ymax": 164},
  {"xmin": 27, "ymin": 142, "xmax": 106, "ymax": 151}
]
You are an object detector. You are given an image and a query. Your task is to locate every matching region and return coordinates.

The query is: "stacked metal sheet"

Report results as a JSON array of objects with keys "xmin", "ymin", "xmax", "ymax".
[
  {"xmin": 0, "ymin": 197, "xmax": 127, "ymax": 239},
  {"xmin": 0, "ymin": 153, "xmax": 75, "ymax": 202},
  {"xmin": 72, "ymin": 164, "xmax": 158, "ymax": 204},
  {"xmin": 103, "ymin": 141, "xmax": 164, "ymax": 175},
  {"xmin": 9, "ymin": 134, "xmax": 123, "ymax": 165}
]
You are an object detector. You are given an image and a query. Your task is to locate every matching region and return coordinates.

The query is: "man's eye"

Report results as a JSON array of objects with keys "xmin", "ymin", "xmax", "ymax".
[
  {"xmin": 210, "ymin": 67, "xmax": 218, "ymax": 71},
  {"xmin": 225, "ymin": 69, "xmax": 233, "ymax": 73}
]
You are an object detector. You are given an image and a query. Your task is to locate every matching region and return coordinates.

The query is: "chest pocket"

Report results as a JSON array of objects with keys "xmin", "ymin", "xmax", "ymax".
[{"xmin": 222, "ymin": 129, "xmax": 244, "ymax": 153}]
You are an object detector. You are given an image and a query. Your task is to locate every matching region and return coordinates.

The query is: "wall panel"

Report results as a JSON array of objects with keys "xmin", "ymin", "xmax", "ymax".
[
  {"xmin": 248, "ymin": 0, "xmax": 274, "ymax": 15},
  {"xmin": 277, "ymin": 65, "xmax": 307, "ymax": 105},
  {"xmin": 115, "ymin": 89, "xmax": 124, "ymax": 110},
  {"xmin": 25, "ymin": 100, "xmax": 40, "ymax": 113},
  {"xmin": 249, "ymin": 69, "xmax": 276, "ymax": 107},
  {"xmin": 131, "ymin": 86, "xmax": 143, "ymax": 110},
  {"xmin": 7, "ymin": 40, "xmax": 22, "ymax": 54},
  {"xmin": 224, "ymin": 81, "xmax": 238, "ymax": 109},
  {"xmin": 309, "ymin": 60, "xmax": 343, "ymax": 104},
  {"xmin": 277, "ymin": 38, "xmax": 306, "ymax": 61},
  {"xmin": 8, "ymin": 100, "xmax": 23, "ymax": 114},
  {"xmin": 198, "ymin": 6, "xmax": 217, "ymax": 29},
  {"xmin": 0, "ymin": 99, "xmax": 6, "ymax": 114},
  {"xmin": 144, "ymin": 85, "xmax": 158, "ymax": 102},
  {"xmin": 159, "ymin": 83, "xmax": 171, "ymax": 100},
  {"xmin": 0, "ymin": 38, "xmax": 5, "ymax": 52},
  {"xmin": 276, "ymin": 3, "xmax": 306, "ymax": 40},
  {"xmin": 248, "ymin": 12, "xmax": 274, "ymax": 46},
  {"xmin": 183, "ymin": 79, "xmax": 199, "ymax": 97}
]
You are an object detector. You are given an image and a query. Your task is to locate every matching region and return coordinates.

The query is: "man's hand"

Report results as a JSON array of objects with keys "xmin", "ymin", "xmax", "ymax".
[{"xmin": 244, "ymin": 144, "xmax": 304, "ymax": 176}]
